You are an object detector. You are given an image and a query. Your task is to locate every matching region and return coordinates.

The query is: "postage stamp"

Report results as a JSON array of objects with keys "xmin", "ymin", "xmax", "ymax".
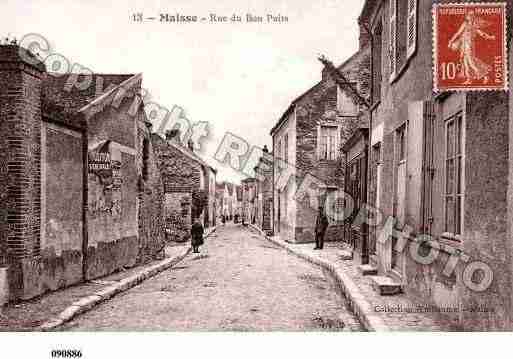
[{"xmin": 433, "ymin": 2, "xmax": 508, "ymax": 92}]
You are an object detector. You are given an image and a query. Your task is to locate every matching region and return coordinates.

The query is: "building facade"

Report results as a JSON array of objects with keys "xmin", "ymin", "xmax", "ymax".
[
  {"xmin": 152, "ymin": 132, "xmax": 216, "ymax": 242},
  {"xmin": 270, "ymin": 36, "xmax": 370, "ymax": 244},
  {"xmin": 254, "ymin": 146, "xmax": 274, "ymax": 235},
  {"xmin": 241, "ymin": 178, "xmax": 257, "ymax": 224},
  {"xmin": 351, "ymin": 0, "xmax": 513, "ymax": 330},
  {"xmin": 215, "ymin": 181, "xmax": 237, "ymax": 220},
  {"xmin": 0, "ymin": 44, "xmax": 165, "ymax": 302}
]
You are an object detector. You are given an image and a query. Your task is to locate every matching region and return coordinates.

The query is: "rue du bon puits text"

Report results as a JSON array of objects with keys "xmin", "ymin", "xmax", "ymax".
[{"xmin": 131, "ymin": 12, "xmax": 289, "ymax": 24}]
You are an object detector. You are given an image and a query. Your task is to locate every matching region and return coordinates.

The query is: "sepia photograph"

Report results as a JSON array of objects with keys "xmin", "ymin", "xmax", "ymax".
[{"xmin": 0, "ymin": 0, "xmax": 512, "ymax": 357}]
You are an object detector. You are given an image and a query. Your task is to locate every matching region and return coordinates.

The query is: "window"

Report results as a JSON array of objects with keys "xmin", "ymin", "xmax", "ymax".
[
  {"xmin": 389, "ymin": 0, "xmax": 417, "ymax": 81},
  {"xmin": 406, "ymin": 0, "xmax": 418, "ymax": 59},
  {"xmin": 444, "ymin": 113, "xmax": 463, "ymax": 235},
  {"xmin": 277, "ymin": 139, "xmax": 282, "ymax": 159},
  {"xmin": 372, "ymin": 19, "xmax": 383, "ymax": 103},
  {"xmin": 398, "ymin": 125, "xmax": 406, "ymax": 161},
  {"xmin": 319, "ymin": 126, "xmax": 338, "ymax": 160},
  {"xmin": 284, "ymin": 133, "xmax": 289, "ymax": 163},
  {"xmin": 389, "ymin": 0, "xmax": 397, "ymax": 79}
]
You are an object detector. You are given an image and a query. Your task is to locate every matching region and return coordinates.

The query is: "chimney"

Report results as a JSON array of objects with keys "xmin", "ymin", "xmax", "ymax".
[
  {"xmin": 321, "ymin": 66, "xmax": 330, "ymax": 82},
  {"xmin": 187, "ymin": 138, "xmax": 194, "ymax": 152},
  {"xmin": 358, "ymin": 20, "xmax": 371, "ymax": 50},
  {"xmin": 165, "ymin": 128, "xmax": 181, "ymax": 145}
]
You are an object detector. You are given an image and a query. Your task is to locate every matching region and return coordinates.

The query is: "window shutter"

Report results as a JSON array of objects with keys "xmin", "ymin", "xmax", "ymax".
[
  {"xmin": 389, "ymin": 0, "xmax": 397, "ymax": 81},
  {"xmin": 406, "ymin": 0, "xmax": 418, "ymax": 59}
]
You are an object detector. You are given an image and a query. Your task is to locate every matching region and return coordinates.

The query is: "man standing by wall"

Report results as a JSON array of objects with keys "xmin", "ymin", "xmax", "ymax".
[{"xmin": 314, "ymin": 206, "xmax": 329, "ymax": 250}]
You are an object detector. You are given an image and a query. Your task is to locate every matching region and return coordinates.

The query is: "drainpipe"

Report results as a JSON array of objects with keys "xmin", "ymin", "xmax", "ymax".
[
  {"xmin": 81, "ymin": 115, "xmax": 89, "ymax": 281},
  {"xmin": 360, "ymin": 19, "xmax": 373, "ymax": 266}
]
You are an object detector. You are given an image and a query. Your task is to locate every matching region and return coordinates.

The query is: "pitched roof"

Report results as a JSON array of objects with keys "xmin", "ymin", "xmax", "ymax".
[
  {"xmin": 151, "ymin": 133, "xmax": 217, "ymax": 173},
  {"xmin": 270, "ymin": 51, "xmax": 364, "ymax": 136},
  {"xmin": 42, "ymin": 73, "xmax": 134, "ymax": 129},
  {"xmin": 358, "ymin": 0, "xmax": 380, "ymax": 24}
]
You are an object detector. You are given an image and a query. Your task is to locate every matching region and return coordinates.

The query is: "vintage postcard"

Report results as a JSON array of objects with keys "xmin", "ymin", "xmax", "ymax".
[{"xmin": 0, "ymin": 0, "xmax": 512, "ymax": 357}]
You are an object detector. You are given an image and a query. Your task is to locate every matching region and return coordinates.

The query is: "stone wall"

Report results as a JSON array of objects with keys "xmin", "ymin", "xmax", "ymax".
[
  {"xmin": 152, "ymin": 134, "xmax": 202, "ymax": 242},
  {"xmin": 0, "ymin": 45, "xmax": 45, "ymax": 300},
  {"xmin": 458, "ymin": 92, "xmax": 511, "ymax": 330},
  {"xmin": 0, "ymin": 46, "xmax": 168, "ymax": 303},
  {"xmin": 85, "ymin": 87, "xmax": 140, "ymax": 280},
  {"xmin": 136, "ymin": 122, "xmax": 166, "ymax": 264},
  {"xmin": 508, "ymin": 35, "xmax": 513, "ymax": 331},
  {"xmin": 36, "ymin": 122, "xmax": 84, "ymax": 296}
]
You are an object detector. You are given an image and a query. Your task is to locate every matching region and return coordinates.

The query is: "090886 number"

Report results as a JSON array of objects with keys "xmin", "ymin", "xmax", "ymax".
[{"xmin": 51, "ymin": 349, "xmax": 83, "ymax": 358}]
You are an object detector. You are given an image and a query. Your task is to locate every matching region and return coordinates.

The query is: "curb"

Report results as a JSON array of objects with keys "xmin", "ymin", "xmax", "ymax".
[
  {"xmin": 248, "ymin": 224, "xmax": 389, "ymax": 332},
  {"xmin": 38, "ymin": 227, "xmax": 217, "ymax": 331}
]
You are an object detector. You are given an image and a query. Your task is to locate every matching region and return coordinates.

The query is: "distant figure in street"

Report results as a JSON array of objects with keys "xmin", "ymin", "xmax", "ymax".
[
  {"xmin": 314, "ymin": 206, "xmax": 329, "ymax": 250},
  {"xmin": 221, "ymin": 214, "xmax": 226, "ymax": 226},
  {"xmin": 191, "ymin": 217, "xmax": 204, "ymax": 253}
]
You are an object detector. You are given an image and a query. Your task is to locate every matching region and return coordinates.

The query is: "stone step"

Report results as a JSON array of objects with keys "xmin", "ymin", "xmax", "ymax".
[
  {"xmin": 370, "ymin": 276, "xmax": 402, "ymax": 296},
  {"xmin": 338, "ymin": 249, "xmax": 353, "ymax": 260},
  {"xmin": 358, "ymin": 264, "xmax": 378, "ymax": 276}
]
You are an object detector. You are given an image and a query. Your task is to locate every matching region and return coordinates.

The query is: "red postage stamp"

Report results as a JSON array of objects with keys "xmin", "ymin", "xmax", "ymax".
[{"xmin": 433, "ymin": 2, "xmax": 508, "ymax": 92}]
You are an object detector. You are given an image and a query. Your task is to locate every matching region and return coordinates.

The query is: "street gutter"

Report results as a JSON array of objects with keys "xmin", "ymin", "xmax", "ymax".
[{"xmin": 247, "ymin": 223, "xmax": 389, "ymax": 332}]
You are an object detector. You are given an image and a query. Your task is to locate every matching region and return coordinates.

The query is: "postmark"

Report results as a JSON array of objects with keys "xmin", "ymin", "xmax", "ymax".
[{"xmin": 433, "ymin": 2, "xmax": 508, "ymax": 92}]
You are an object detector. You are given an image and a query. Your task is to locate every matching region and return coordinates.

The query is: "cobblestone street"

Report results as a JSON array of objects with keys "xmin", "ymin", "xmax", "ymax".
[{"xmin": 61, "ymin": 224, "xmax": 361, "ymax": 331}]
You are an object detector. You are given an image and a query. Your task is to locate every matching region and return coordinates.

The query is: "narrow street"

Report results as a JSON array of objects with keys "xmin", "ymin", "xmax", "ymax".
[{"xmin": 62, "ymin": 224, "xmax": 362, "ymax": 331}]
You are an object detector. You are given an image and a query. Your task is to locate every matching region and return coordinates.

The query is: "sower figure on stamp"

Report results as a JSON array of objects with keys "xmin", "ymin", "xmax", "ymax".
[
  {"xmin": 448, "ymin": 10, "xmax": 495, "ymax": 85},
  {"xmin": 314, "ymin": 206, "xmax": 329, "ymax": 250},
  {"xmin": 191, "ymin": 217, "xmax": 204, "ymax": 254}
]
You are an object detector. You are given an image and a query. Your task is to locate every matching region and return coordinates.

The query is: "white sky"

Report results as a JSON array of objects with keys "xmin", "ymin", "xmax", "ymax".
[{"xmin": 1, "ymin": 0, "xmax": 365, "ymax": 183}]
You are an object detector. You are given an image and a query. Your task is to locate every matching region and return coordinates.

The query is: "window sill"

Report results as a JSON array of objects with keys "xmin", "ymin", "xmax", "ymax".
[
  {"xmin": 440, "ymin": 232, "xmax": 462, "ymax": 243},
  {"xmin": 426, "ymin": 233, "xmax": 463, "ymax": 254},
  {"xmin": 409, "ymin": 231, "xmax": 463, "ymax": 255}
]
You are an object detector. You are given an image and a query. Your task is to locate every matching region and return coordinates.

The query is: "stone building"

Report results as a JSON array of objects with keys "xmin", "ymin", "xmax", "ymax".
[
  {"xmin": 207, "ymin": 167, "xmax": 217, "ymax": 228},
  {"xmin": 225, "ymin": 182, "xmax": 236, "ymax": 220},
  {"xmin": 254, "ymin": 145, "xmax": 274, "ymax": 235},
  {"xmin": 241, "ymin": 178, "xmax": 257, "ymax": 224},
  {"xmin": 348, "ymin": 0, "xmax": 513, "ymax": 330},
  {"xmin": 215, "ymin": 181, "xmax": 237, "ymax": 220},
  {"xmin": 270, "ymin": 31, "xmax": 370, "ymax": 244},
  {"xmin": 235, "ymin": 185, "xmax": 243, "ymax": 219},
  {"xmin": 0, "ymin": 44, "xmax": 165, "ymax": 303},
  {"xmin": 215, "ymin": 182, "xmax": 225, "ymax": 220},
  {"xmin": 152, "ymin": 132, "xmax": 217, "ymax": 242}
]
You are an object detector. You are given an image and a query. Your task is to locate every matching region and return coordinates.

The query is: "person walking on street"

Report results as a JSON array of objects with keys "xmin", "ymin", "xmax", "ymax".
[
  {"xmin": 221, "ymin": 214, "xmax": 226, "ymax": 226},
  {"xmin": 191, "ymin": 217, "xmax": 204, "ymax": 253},
  {"xmin": 314, "ymin": 206, "xmax": 329, "ymax": 250}
]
